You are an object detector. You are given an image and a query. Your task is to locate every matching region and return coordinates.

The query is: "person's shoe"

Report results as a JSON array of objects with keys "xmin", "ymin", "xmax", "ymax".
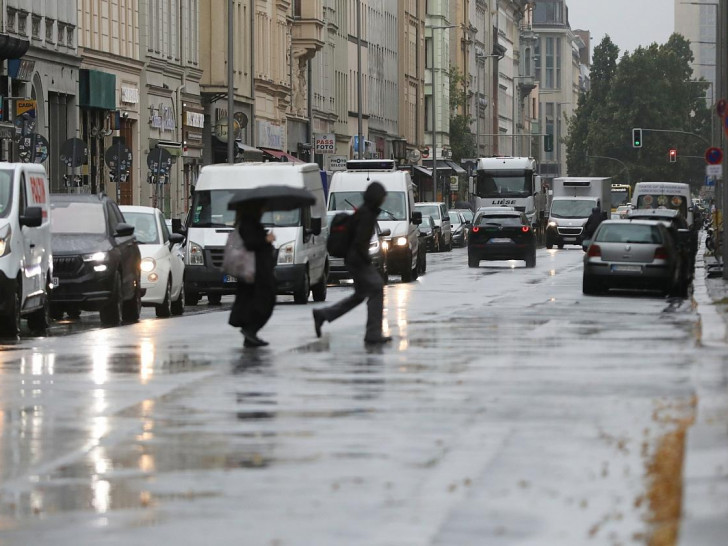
[
  {"xmin": 313, "ymin": 310, "xmax": 325, "ymax": 338},
  {"xmin": 364, "ymin": 335, "xmax": 392, "ymax": 345},
  {"xmin": 241, "ymin": 328, "xmax": 266, "ymax": 347}
]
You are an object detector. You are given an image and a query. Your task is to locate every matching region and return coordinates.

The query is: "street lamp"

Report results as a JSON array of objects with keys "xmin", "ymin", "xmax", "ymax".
[{"xmin": 427, "ymin": 24, "xmax": 457, "ymax": 203}]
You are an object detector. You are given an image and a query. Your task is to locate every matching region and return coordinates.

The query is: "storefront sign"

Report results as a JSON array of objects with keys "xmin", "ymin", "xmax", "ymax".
[
  {"xmin": 16, "ymin": 100, "xmax": 36, "ymax": 118},
  {"xmin": 257, "ymin": 120, "xmax": 284, "ymax": 149},
  {"xmin": 150, "ymin": 103, "xmax": 175, "ymax": 131},
  {"xmin": 314, "ymin": 133, "xmax": 335, "ymax": 154},
  {"xmin": 121, "ymin": 86, "xmax": 139, "ymax": 104},
  {"xmin": 185, "ymin": 111, "xmax": 204, "ymax": 128},
  {"xmin": 328, "ymin": 155, "xmax": 348, "ymax": 171}
]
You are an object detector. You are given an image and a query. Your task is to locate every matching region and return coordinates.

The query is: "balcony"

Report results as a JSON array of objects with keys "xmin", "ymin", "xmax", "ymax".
[{"xmin": 292, "ymin": 0, "xmax": 325, "ymax": 61}]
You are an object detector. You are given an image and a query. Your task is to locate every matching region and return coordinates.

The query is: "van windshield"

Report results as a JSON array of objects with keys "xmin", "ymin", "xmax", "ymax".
[
  {"xmin": 0, "ymin": 171, "xmax": 13, "ymax": 219},
  {"xmin": 261, "ymin": 209, "xmax": 301, "ymax": 228},
  {"xmin": 328, "ymin": 191, "xmax": 407, "ymax": 221},
  {"xmin": 190, "ymin": 190, "xmax": 237, "ymax": 227},
  {"xmin": 635, "ymin": 194, "xmax": 687, "ymax": 219},
  {"xmin": 551, "ymin": 199, "xmax": 597, "ymax": 219}
]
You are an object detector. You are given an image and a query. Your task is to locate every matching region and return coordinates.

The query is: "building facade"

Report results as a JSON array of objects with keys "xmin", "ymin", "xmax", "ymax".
[
  {"xmin": 397, "ymin": 0, "xmax": 426, "ymax": 162},
  {"xmin": 675, "ymin": 0, "xmax": 716, "ymax": 107}
]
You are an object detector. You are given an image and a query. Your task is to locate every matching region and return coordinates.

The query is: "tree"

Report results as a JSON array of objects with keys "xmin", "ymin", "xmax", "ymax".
[{"xmin": 448, "ymin": 67, "xmax": 476, "ymax": 162}]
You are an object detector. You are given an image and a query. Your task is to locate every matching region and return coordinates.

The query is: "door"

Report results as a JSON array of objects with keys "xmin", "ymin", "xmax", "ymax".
[{"xmin": 19, "ymin": 173, "xmax": 43, "ymax": 302}]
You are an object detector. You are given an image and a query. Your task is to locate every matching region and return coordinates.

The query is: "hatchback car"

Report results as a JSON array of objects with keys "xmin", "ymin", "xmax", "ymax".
[
  {"xmin": 49, "ymin": 194, "xmax": 142, "ymax": 326},
  {"xmin": 448, "ymin": 210, "xmax": 470, "ymax": 247},
  {"xmin": 415, "ymin": 202, "xmax": 451, "ymax": 252},
  {"xmin": 326, "ymin": 211, "xmax": 390, "ymax": 283},
  {"xmin": 121, "ymin": 206, "xmax": 186, "ymax": 317},
  {"xmin": 582, "ymin": 220, "xmax": 682, "ymax": 296},
  {"xmin": 468, "ymin": 210, "xmax": 536, "ymax": 268}
]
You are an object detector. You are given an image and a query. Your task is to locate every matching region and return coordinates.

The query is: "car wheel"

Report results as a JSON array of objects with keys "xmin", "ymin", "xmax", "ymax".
[
  {"xmin": 557, "ymin": 243, "xmax": 565, "ymax": 249},
  {"xmin": 468, "ymin": 256, "xmax": 479, "ymax": 268},
  {"xmin": 446, "ymin": 236, "xmax": 453, "ymax": 252},
  {"xmin": 185, "ymin": 291, "xmax": 200, "ymax": 306},
  {"xmin": 122, "ymin": 276, "xmax": 142, "ymax": 323},
  {"xmin": 0, "ymin": 286, "xmax": 21, "ymax": 338},
  {"xmin": 525, "ymin": 249, "xmax": 537, "ymax": 268},
  {"xmin": 418, "ymin": 249, "xmax": 427, "ymax": 275},
  {"xmin": 293, "ymin": 270, "xmax": 310, "ymax": 304},
  {"xmin": 50, "ymin": 304, "xmax": 64, "ymax": 321},
  {"xmin": 207, "ymin": 293, "xmax": 222, "ymax": 305},
  {"xmin": 27, "ymin": 288, "xmax": 51, "ymax": 334},
  {"xmin": 155, "ymin": 278, "xmax": 173, "ymax": 318},
  {"xmin": 546, "ymin": 243, "xmax": 553, "ymax": 250},
  {"xmin": 100, "ymin": 273, "xmax": 123, "ymax": 327},
  {"xmin": 311, "ymin": 274, "xmax": 328, "ymax": 302},
  {"xmin": 582, "ymin": 274, "xmax": 600, "ymax": 295},
  {"xmin": 67, "ymin": 307, "xmax": 82, "ymax": 319},
  {"xmin": 401, "ymin": 253, "xmax": 413, "ymax": 282},
  {"xmin": 171, "ymin": 281, "xmax": 185, "ymax": 316}
]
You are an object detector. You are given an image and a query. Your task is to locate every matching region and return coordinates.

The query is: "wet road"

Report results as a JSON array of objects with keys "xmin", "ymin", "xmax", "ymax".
[{"xmin": 0, "ymin": 245, "xmax": 712, "ymax": 545}]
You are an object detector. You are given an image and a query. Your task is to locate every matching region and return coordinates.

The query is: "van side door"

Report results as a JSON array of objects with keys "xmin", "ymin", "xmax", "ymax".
[{"xmin": 18, "ymin": 172, "xmax": 43, "ymax": 299}]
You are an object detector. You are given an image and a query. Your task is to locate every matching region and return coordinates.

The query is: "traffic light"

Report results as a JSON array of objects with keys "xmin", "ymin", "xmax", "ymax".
[
  {"xmin": 669, "ymin": 148, "xmax": 677, "ymax": 163},
  {"xmin": 544, "ymin": 134, "xmax": 554, "ymax": 152},
  {"xmin": 632, "ymin": 128, "xmax": 642, "ymax": 148}
]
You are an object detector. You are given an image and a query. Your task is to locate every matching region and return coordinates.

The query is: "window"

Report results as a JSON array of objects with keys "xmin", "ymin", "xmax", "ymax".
[
  {"xmin": 32, "ymin": 15, "xmax": 41, "ymax": 39},
  {"xmin": 6, "ymin": 9, "xmax": 15, "ymax": 33},
  {"xmin": 66, "ymin": 26, "xmax": 75, "ymax": 47},
  {"xmin": 425, "ymin": 37, "xmax": 432, "ymax": 69},
  {"xmin": 46, "ymin": 18, "xmax": 55, "ymax": 43},
  {"xmin": 18, "ymin": 11, "xmax": 27, "ymax": 36}
]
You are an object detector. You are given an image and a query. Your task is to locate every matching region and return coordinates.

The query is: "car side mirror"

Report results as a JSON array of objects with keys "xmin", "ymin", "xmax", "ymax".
[
  {"xmin": 309, "ymin": 217, "xmax": 322, "ymax": 236},
  {"xmin": 20, "ymin": 206, "xmax": 43, "ymax": 228},
  {"xmin": 581, "ymin": 240, "xmax": 591, "ymax": 252},
  {"xmin": 115, "ymin": 223, "xmax": 135, "ymax": 237},
  {"xmin": 411, "ymin": 211, "xmax": 422, "ymax": 225},
  {"xmin": 171, "ymin": 218, "xmax": 185, "ymax": 234},
  {"xmin": 380, "ymin": 228, "xmax": 391, "ymax": 237},
  {"xmin": 169, "ymin": 232, "xmax": 185, "ymax": 246}
]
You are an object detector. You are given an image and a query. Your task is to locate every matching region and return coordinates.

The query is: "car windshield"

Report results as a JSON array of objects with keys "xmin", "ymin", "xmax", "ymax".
[
  {"xmin": 123, "ymin": 212, "xmax": 160, "ymax": 244},
  {"xmin": 415, "ymin": 205, "xmax": 440, "ymax": 219},
  {"xmin": 550, "ymin": 199, "xmax": 597, "ymax": 219},
  {"xmin": 448, "ymin": 212, "xmax": 461, "ymax": 225},
  {"xmin": 458, "ymin": 210, "xmax": 474, "ymax": 223},
  {"xmin": 329, "ymin": 191, "xmax": 408, "ymax": 221},
  {"xmin": 475, "ymin": 214, "xmax": 522, "ymax": 227},
  {"xmin": 51, "ymin": 202, "xmax": 106, "ymax": 234},
  {"xmin": 190, "ymin": 189, "xmax": 237, "ymax": 227},
  {"xmin": 611, "ymin": 190, "xmax": 630, "ymax": 207},
  {"xmin": 0, "ymin": 171, "xmax": 13, "ymax": 219},
  {"xmin": 595, "ymin": 223, "xmax": 663, "ymax": 244},
  {"xmin": 261, "ymin": 209, "xmax": 301, "ymax": 228}
]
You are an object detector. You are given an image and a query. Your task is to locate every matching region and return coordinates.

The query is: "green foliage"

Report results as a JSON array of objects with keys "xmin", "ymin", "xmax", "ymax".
[
  {"xmin": 565, "ymin": 34, "xmax": 711, "ymax": 192},
  {"xmin": 449, "ymin": 115, "xmax": 476, "ymax": 162}
]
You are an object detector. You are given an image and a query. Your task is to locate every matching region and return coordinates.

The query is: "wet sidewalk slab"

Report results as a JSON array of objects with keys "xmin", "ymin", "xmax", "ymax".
[{"xmin": 679, "ymin": 251, "xmax": 728, "ymax": 545}]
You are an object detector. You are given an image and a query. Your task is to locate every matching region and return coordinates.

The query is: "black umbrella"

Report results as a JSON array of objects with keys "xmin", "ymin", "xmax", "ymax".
[{"xmin": 227, "ymin": 185, "xmax": 316, "ymax": 211}]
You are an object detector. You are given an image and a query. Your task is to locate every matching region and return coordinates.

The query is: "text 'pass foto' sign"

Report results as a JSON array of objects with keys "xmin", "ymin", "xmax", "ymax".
[{"xmin": 314, "ymin": 133, "xmax": 335, "ymax": 155}]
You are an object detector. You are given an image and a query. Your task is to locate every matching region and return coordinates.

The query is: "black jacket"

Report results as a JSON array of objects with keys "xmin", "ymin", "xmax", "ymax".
[
  {"xmin": 346, "ymin": 204, "xmax": 379, "ymax": 266},
  {"xmin": 583, "ymin": 209, "xmax": 604, "ymax": 239}
]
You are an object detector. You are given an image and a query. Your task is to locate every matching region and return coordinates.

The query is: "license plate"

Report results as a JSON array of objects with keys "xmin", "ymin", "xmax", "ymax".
[
  {"xmin": 223, "ymin": 275, "xmax": 238, "ymax": 283},
  {"xmin": 611, "ymin": 264, "xmax": 642, "ymax": 273},
  {"xmin": 488, "ymin": 238, "xmax": 513, "ymax": 244},
  {"xmin": 52, "ymin": 276, "xmax": 59, "ymax": 287}
]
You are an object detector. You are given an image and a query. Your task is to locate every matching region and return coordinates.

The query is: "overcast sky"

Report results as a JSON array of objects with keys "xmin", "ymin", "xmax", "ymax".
[{"xmin": 566, "ymin": 0, "xmax": 675, "ymax": 58}]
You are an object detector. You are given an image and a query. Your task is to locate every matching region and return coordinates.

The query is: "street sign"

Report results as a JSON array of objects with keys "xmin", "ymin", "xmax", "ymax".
[
  {"xmin": 105, "ymin": 142, "xmax": 133, "ymax": 176},
  {"xmin": 705, "ymin": 147, "xmax": 723, "ymax": 165},
  {"xmin": 717, "ymin": 99, "xmax": 727, "ymax": 118},
  {"xmin": 706, "ymin": 164, "xmax": 723, "ymax": 178},
  {"xmin": 18, "ymin": 134, "xmax": 49, "ymax": 164},
  {"xmin": 314, "ymin": 133, "xmax": 335, "ymax": 155},
  {"xmin": 214, "ymin": 117, "xmax": 240, "ymax": 143},
  {"xmin": 705, "ymin": 177, "xmax": 716, "ymax": 187},
  {"xmin": 15, "ymin": 100, "xmax": 36, "ymax": 118},
  {"xmin": 59, "ymin": 138, "xmax": 88, "ymax": 168},
  {"xmin": 146, "ymin": 146, "xmax": 173, "ymax": 178},
  {"xmin": 327, "ymin": 155, "xmax": 347, "ymax": 171}
]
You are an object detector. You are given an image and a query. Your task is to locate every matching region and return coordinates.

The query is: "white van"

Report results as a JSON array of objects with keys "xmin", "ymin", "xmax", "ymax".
[
  {"xmin": 632, "ymin": 182, "xmax": 694, "ymax": 227},
  {"xmin": 182, "ymin": 162, "xmax": 328, "ymax": 305},
  {"xmin": 0, "ymin": 163, "xmax": 52, "ymax": 336},
  {"xmin": 327, "ymin": 159, "xmax": 422, "ymax": 282}
]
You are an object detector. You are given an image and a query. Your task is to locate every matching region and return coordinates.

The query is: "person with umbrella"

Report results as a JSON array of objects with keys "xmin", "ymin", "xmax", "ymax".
[
  {"xmin": 227, "ymin": 185, "xmax": 316, "ymax": 347},
  {"xmin": 312, "ymin": 181, "xmax": 391, "ymax": 345}
]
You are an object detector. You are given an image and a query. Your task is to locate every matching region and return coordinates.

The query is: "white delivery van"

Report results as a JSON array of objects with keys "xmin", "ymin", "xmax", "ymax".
[
  {"xmin": 546, "ymin": 177, "xmax": 611, "ymax": 248},
  {"xmin": 182, "ymin": 162, "xmax": 328, "ymax": 305},
  {"xmin": 632, "ymin": 182, "xmax": 694, "ymax": 227},
  {"xmin": 0, "ymin": 163, "xmax": 52, "ymax": 336},
  {"xmin": 327, "ymin": 159, "xmax": 422, "ymax": 282}
]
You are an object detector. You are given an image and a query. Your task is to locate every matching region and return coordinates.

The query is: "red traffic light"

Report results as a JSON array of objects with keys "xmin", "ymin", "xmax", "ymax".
[{"xmin": 669, "ymin": 148, "xmax": 677, "ymax": 163}]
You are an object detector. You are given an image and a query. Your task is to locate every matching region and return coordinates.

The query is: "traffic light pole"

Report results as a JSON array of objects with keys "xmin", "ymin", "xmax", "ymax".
[
  {"xmin": 586, "ymin": 155, "xmax": 630, "ymax": 185},
  {"xmin": 640, "ymin": 127, "xmax": 711, "ymax": 147}
]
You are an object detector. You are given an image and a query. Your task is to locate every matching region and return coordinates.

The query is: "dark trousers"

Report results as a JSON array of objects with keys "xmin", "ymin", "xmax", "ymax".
[{"xmin": 319, "ymin": 262, "xmax": 384, "ymax": 340}]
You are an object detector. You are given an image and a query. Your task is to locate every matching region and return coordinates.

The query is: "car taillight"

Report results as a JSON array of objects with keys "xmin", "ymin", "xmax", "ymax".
[
  {"xmin": 654, "ymin": 246, "xmax": 669, "ymax": 260},
  {"xmin": 472, "ymin": 226, "xmax": 480, "ymax": 233},
  {"xmin": 521, "ymin": 226, "xmax": 530, "ymax": 233},
  {"xmin": 587, "ymin": 244, "xmax": 601, "ymax": 257}
]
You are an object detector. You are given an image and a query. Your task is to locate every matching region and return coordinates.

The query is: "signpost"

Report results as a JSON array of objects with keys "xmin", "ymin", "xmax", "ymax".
[
  {"xmin": 147, "ymin": 147, "xmax": 173, "ymax": 209},
  {"xmin": 705, "ymin": 146, "xmax": 723, "ymax": 165},
  {"xmin": 105, "ymin": 142, "xmax": 133, "ymax": 203}
]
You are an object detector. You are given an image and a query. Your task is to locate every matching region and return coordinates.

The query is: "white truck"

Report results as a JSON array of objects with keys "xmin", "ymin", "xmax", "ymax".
[
  {"xmin": 473, "ymin": 157, "xmax": 547, "ymax": 233},
  {"xmin": 546, "ymin": 177, "xmax": 611, "ymax": 249}
]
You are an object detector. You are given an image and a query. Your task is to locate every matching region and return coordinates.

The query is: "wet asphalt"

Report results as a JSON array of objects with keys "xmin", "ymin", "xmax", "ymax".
[{"xmin": 0, "ymin": 245, "xmax": 713, "ymax": 545}]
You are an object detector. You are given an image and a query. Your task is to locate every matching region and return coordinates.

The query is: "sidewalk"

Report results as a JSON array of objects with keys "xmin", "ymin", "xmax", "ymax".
[{"xmin": 678, "ymin": 251, "xmax": 728, "ymax": 545}]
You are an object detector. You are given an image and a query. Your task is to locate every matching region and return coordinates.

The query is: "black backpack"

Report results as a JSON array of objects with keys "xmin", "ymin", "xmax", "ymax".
[{"xmin": 327, "ymin": 212, "xmax": 355, "ymax": 258}]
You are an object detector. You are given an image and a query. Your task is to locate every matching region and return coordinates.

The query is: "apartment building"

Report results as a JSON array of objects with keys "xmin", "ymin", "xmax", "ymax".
[{"xmin": 397, "ymin": 0, "xmax": 426, "ymax": 162}]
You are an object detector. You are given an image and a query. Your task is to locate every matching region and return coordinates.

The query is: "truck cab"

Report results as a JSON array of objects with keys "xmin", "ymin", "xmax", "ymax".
[{"xmin": 546, "ymin": 177, "xmax": 611, "ymax": 249}]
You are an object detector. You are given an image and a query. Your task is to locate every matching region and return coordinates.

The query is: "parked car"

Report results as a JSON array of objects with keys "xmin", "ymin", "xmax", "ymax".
[
  {"xmin": 582, "ymin": 220, "xmax": 683, "ymax": 296},
  {"xmin": 49, "ymin": 194, "xmax": 142, "ymax": 326},
  {"xmin": 418, "ymin": 215, "xmax": 438, "ymax": 252},
  {"xmin": 0, "ymin": 163, "xmax": 53, "ymax": 336},
  {"xmin": 415, "ymin": 202, "xmax": 451, "ymax": 252},
  {"xmin": 450, "ymin": 207, "xmax": 474, "ymax": 224},
  {"xmin": 448, "ymin": 210, "xmax": 470, "ymax": 247},
  {"xmin": 468, "ymin": 209, "xmax": 536, "ymax": 268},
  {"xmin": 326, "ymin": 211, "xmax": 390, "ymax": 283},
  {"xmin": 612, "ymin": 205, "xmax": 632, "ymax": 219},
  {"xmin": 121, "ymin": 206, "xmax": 186, "ymax": 317}
]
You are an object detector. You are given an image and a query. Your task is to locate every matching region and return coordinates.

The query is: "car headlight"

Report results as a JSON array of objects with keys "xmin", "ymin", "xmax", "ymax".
[
  {"xmin": 548, "ymin": 221, "xmax": 557, "ymax": 228},
  {"xmin": 278, "ymin": 241, "xmax": 295, "ymax": 265},
  {"xmin": 141, "ymin": 257, "xmax": 156, "ymax": 272},
  {"xmin": 0, "ymin": 225, "xmax": 11, "ymax": 257},
  {"xmin": 187, "ymin": 242, "xmax": 204, "ymax": 265},
  {"xmin": 395, "ymin": 236, "xmax": 408, "ymax": 247},
  {"xmin": 381, "ymin": 240, "xmax": 389, "ymax": 251},
  {"xmin": 83, "ymin": 251, "xmax": 108, "ymax": 262}
]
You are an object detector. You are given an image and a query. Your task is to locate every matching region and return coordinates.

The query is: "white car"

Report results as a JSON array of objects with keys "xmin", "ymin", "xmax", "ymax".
[{"xmin": 120, "ymin": 206, "xmax": 185, "ymax": 317}]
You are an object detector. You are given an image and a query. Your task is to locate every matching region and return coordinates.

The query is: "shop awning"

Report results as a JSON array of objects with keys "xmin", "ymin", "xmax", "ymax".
[
  {"xmin": 422, "ymin": 159, "xmax": 453, "ymax": 171},
  {"xmin": 413, "ymin": 166, "xmax": 432, "ymax": 177},
  {"xmin": 235, "ymin": 141, "xmax": 264, "ymax": 160},
  {"xmin": 0, "ymin": 34, "xmax": 29, "ymax": 60},
  {"xmin": 259, "ymin": 147, "xmax": 305, "ymax": 164},
  {"xmin": 445, "ymin": 161, "xmax": 467, "ymax": 175}
]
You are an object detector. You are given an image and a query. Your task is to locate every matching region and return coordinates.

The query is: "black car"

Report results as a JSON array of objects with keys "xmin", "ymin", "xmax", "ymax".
[
  {"xmin": 49, "ymin": 194, "xmax": 143, "ymax": 326},
  {"xmin": 418, "ymin": 215, "xmax": 438, "ymax": 252},
  {"xmin": 468, "ymin": 210, "xmax": 536, "ymax": 268}
]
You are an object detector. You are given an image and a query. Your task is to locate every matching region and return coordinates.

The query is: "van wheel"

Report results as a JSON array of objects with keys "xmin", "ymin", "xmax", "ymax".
[
  {"xmin": 186, "ymin": 291, "xmax": 200, "ymax": 306},
  {"xmin": 156, "ymin": 278, "xmax": 173, "ymax": 318},
  {"xmin": 207, "ymin": 293, "xmax": 222, "ymax": 305},
  {"xmin": 122, "ymin": 276, "xmax": 143, "ymax": 323},
  {"xmin": 468, "ymin": 256, "xmax": 479, "ymax": 268},
  {"xmin": 0, "ymin": 286, "xmax": 21, "ymax": 338},
  {"xmin": 311, "ymin": 275, "xmax": 327, "ymax": 302},
  {"xmin": 100, "ymin": 273, "xmax": 123, "ymax": 327},
  {"xmin": 294, "ymin": 271, "xmax": 310, "ymax": 304},
  {"xmin": 171, "ymin": 281, "xmax": 185, "ymax": 315}
]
